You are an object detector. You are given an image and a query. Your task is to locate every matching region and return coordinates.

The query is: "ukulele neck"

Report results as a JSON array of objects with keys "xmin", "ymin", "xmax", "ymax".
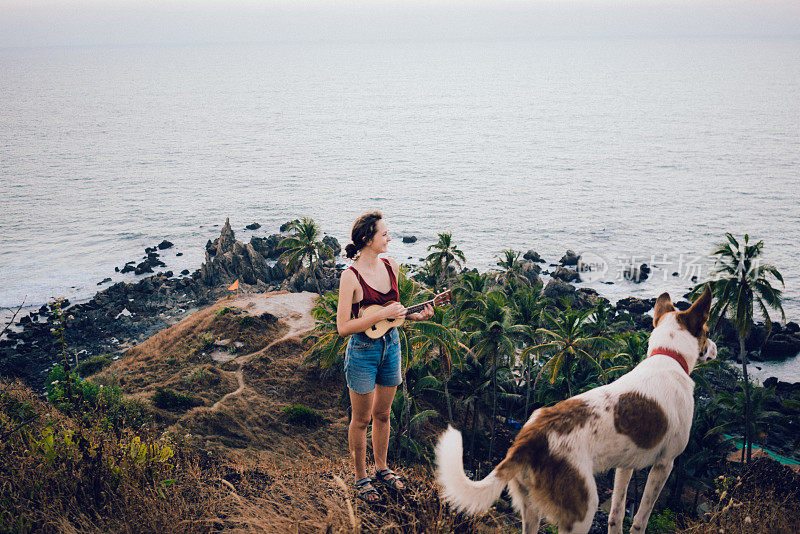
[{"xmin": 406, "ymin": 299, "xmax": 435, "ymax": 315}]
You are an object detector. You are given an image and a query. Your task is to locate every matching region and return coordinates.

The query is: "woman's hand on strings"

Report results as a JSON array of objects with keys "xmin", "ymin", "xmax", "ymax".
[
  {"xmin": 381, "ymin": 302, "xmax": 407, "ymax": 321},
  {"xmin": 406, "ymin": 304, "xmax": 434, "ymax": 321}
]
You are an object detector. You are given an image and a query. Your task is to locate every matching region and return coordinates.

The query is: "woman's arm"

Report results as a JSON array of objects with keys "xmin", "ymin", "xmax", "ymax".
[
  {"xmin": 386, "ymin": 257, "xmax": 433, "ymax": 321},
  {"xmin": 336, "ymin": 269, "xmax": 405, "ymax": 336}
]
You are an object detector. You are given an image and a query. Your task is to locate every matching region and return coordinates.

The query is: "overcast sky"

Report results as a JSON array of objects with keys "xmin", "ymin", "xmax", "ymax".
[{"xmin": 1, "ymin": 0, "xmax": 799, "ymax": 48}]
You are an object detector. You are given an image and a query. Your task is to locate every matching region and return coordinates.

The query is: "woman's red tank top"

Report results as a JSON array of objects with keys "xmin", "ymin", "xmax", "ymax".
[{"xmin": 350, "ymin": 258, "xmax": 399, "ymax": 319}]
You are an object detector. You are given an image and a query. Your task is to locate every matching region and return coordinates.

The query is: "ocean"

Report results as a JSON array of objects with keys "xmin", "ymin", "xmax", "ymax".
[{"xmin": 1, "ymin": 38, "xmax": 798, "ymax": 378}]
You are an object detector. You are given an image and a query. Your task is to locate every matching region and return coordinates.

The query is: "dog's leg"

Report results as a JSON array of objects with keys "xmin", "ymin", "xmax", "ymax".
[
  {"xmin": 630, "ymin": 459, "xmax": 674, "ymax": 534},
  {"xmin": 559, "ymin": 469, "xmax": 597, "ymax": 534},
  {"xmin": 608, "ymin": 468, "xmax": 633, "ymax": 534},
  {"xmin": 508, "ymin": 479, "xmax": 541, "ymax": 534}
]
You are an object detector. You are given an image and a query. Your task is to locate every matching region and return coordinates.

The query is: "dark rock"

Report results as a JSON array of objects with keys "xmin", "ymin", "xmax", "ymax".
[
  {"xmin": 97, "ymin": 277, "xmax": 112, "ymax": 285},
  {"xmin": 157, "ymin": 240, "xmax": 174, "ymax": 250},
  {"xmin": 761, "ymin": 333, "xmax": 800, "ymax": 361},
  {"xmin": 115, "ymin": 266, "xmax": 120, "ymax": 272},
  {"xmin": 280, "ymin": 219, "xmax": 299, "ymax": 233},
  {"xmin": 176, "ymin": 252, "xmax": 183, "ymax": 256},
  {"xmin": 575, "ymin": 288, "xmax": 606, "ymax": 309},
  {"xmin": 250, "ymin": 234, "xmax": 288, "ymax": 260},
  {"xmin": 745, "ymin": 324, "xmax": 768, "ymax": 351},
  {"xmin": 523, "ymin": 249, "xmax": 545, "ymax": 263},
  {"xmin": 206, "ymin": 239, "xmax": 216, "ymax": 256},
  {"xmin": 402, "ymin": 236, "xmax": 417, "ymax": 243},
  {"xmin": 134, "ymin": 262, "xmax": 153, "ymax": 275},
  {"xmin": 623, "ymin": 263, "xmax": 650, "ymax": 283},
  {"xmin": 615, "ymin": 297, "xmax": 654, "ymax": 315},
  {"xmin": 519, "ymin": 260, "xmax": 542, "ymax": 286},
  {"xmin": 543, "ymin": 279, "xmax": 576, "ymax": 300},
  {"xmin": 181, "ymin": 269, "xmax": 190, "ymax": 275},
  {"xmin": 786, "ymin": 322, "xmax": 799, "ymax": 334},
  {"xmin": 200, "ymin": 222, "xmax": 277, "ymax": 288},
  {"xmin": 121, "ymin": 264, "xmax": 136, "ymax": 274},
  {"xmin": 245, "ymin": 223, "xmax": 261, "ymax": 230},
  {"xmin": 675, "ymin": 301, "xmax": 691, "ymax": 311},
  {"xmin": 551, "ymin": 265, "xmax": 580, "ymax": 283},
  {"xmin": 559, "ymin": 249, "xmax": 580, "ymax": 266},
  {"xmin": 322, "ymin": 235, "xmax": 341, "ymax": 257},
  {"xmin": 218, "ymin": 218, "xmax": 236, "ymax": 254}
]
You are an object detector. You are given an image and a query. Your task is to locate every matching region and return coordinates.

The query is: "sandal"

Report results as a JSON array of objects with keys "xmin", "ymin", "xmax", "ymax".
[
  {"xmin": 355, "ymin": 476, "xmax": 383, "ymax": 504},
  {"xmin": 375, "ymin": 469, "xmax": 406, "ymax": 492}
]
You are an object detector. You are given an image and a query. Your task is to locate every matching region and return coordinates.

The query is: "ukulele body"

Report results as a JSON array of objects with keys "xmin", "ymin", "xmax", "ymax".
[{"xmin": 360, "ymin": 303, "xmax": 405, "ymax": 339}]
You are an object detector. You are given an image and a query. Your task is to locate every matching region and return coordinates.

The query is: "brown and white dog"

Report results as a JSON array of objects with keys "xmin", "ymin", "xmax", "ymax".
[{"xmin": 436, "ymin": 286, "xmax": 717, "ymax": 534}]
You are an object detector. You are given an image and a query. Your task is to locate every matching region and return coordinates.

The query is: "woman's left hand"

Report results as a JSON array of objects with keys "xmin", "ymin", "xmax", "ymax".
[{"xmin": 406, "ymin": 304, "xmax": 434, "ymax": 321}]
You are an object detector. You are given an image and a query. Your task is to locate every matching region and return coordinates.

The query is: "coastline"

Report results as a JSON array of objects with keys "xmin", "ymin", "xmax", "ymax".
[{"xmin": 2, "ymin": 219, "xmax": 799, "ymax": 393}]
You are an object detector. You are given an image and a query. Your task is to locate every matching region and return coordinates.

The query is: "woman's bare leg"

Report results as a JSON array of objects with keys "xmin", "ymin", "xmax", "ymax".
[
  {"xmin": 371, "ymin": 385, "xmax": 396, "ymax": 471},
  {"xmin": 349, "ymin": 388, "xmax": 375, "ymax": 480}
]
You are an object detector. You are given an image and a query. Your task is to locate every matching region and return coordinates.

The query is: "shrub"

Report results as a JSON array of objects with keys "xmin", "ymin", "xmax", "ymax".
[
  {"xmin": 283, "ymin": 404, "xmax": 324, "ymax": 427},
  {"xmin": 237, "ymin": 315, "xmax": 254, "ymax": 327},
  {"xmin": 76, "ymin": 353, "xmax": 113, "ymax": 377},
  {"xmin": 647, "ymin": 508, "xmax": 678, "ymax": 533},
  {"xmin": 152, "ymin": 388, "xmax": 201, "ymax": 411},
  {"xmin": 194, "ymin": 332, "xmax": 215, "ymax": 354},
  {"xmin": 215, "ymin": 307, "xmax": 235, "ymax": 317},
  {"xmin": 46, "ymin": 365, "xmax": 150, "ymax": 429}
]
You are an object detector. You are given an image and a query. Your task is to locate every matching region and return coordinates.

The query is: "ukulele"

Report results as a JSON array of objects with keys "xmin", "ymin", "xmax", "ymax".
[{"xmin": 360, "ymin": 290, "xmax": 452, "ymax": 339}]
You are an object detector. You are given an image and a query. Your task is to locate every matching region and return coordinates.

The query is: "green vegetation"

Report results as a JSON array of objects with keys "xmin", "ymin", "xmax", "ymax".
[
  {"xmin": 152, "ymin": 387, "xmax": 201, "ymax": 411},
  {"xmin": 75, "ymin": 353, "xmax": 114, "ymax": 377},
  {"xmin": 278, "ymin": 217, "xmax": 334, "ymax": 294},
  {"xmin": 304, "ymin": 230, "xmax": 794, "ymax": 529},
  {"xmin": 690, "ymin": 233, "xmax": 785, "ymax": 463},
  {"xmin": 283, "ymin": 404, "xmax": 325, "ymax": 427}
]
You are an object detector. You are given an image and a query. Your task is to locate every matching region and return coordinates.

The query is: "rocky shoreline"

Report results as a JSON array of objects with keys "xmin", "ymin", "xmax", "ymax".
[{"xmin": 2, "ymin": 218, "xmax": 799, "ymax": 403}]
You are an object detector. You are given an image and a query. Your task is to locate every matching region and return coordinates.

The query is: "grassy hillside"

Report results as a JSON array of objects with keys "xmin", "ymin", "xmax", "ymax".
[{"xmin": 2, "ymin": 289, "xmax": 798, "ymax": 533}]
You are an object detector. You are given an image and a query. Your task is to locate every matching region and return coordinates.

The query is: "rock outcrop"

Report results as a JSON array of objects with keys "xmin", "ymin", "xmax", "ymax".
[
  {"xmin": 551, "ymin": 266, "xmax": 580, "ymax": 283},
  {"xmin": 559, "ymin": 250, "xmax": 580, "ymax": 266}
]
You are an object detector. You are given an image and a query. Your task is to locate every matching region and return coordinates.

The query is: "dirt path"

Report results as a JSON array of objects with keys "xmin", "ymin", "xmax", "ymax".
[{"xmin": 203, "ymin": 291, "xmax": 318, "ymax": 412}]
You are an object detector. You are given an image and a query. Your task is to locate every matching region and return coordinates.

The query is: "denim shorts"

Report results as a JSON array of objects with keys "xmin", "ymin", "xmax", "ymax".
[{"xmin": 344, "ymin": 328, "xmax": 402, "ymax": 394}]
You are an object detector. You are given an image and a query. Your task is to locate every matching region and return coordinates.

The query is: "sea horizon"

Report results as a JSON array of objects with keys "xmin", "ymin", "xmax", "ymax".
[{"xmin": 2, "ymin": 37, "xmax": 798, "ymax": 378}]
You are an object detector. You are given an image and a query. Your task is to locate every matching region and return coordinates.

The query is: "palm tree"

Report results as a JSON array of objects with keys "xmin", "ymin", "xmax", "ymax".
[
  {"xmin": 462, "ymin": 290, "xmax": 525, "ymax": 469},
  {"xmin": 426, "ymin": 232, "xmax": 466, "ymax": 290},
  {"xmin": 278, "ymin": 217, "xmax": 333, "ymax": 294},
  {"xmin": 453, "ymin": 270, "xmax": 490, "ymax": 321},
  {"xmin": 493, "ymin": 249, "xmax": 529, "ymax": 289},
  {"xmin": 524, "ymin": 308, "xmax": 612, "ymax": 398},
  {"xmin": 304, "ymin": 291, "xmax": 348, "ymax": 377},
  {"xmin": 691, "ymin": 233, "xmax": 785, "ymax": 462},
  {"xmin": 407, "ymin": 306, "xmax": 463, "ymax": 423}
]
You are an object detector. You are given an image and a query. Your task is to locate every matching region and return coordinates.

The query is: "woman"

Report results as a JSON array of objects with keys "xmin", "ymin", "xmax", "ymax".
[{"xmin": 336, "ymin": 211, "xmax": 433, "ymax": 504}]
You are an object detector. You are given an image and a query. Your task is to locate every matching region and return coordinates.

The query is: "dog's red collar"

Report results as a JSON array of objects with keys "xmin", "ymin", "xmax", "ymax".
[{"xmin": 649, "ymin": 347, "xmax": 690, "ymax": 375}]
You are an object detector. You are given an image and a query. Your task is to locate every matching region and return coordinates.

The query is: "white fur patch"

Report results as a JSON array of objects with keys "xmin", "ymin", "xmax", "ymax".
[{"xmin": 435, "ymin": 426, "xmax": 506, "ymax": 515}]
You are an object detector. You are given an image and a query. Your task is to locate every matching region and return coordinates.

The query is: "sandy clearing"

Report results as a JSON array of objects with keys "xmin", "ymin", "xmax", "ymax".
[{"xmin": 192, "ymin": 291, "xmax": 319, "ymax": 413}]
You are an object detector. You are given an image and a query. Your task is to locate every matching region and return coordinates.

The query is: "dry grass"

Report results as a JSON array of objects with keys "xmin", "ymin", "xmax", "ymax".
[
  {"xmin": 680, "ymin": 459, "xmax": 800, "ymax": 534},
  {"xmin": 2, "ymin": 293, "xmax": 528, "ymax": 532},
  {"xmin": 1, "ymin": 377, "xmax": 516, "ymax": 533}
]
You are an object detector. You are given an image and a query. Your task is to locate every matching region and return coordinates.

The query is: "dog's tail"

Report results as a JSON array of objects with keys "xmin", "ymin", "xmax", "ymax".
[{"xmin": 435, "ymin": 425, "xmax": 510, "ymax": 515}]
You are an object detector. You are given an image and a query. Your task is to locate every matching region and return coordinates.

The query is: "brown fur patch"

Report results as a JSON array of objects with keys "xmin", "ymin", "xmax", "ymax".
[
  {"xmin": 652, "ymin": 292, "xmax": 676, "ymax": 328},
  {"xmin": 495, "ymin": 398, "xmax": 596, "ymax": 528},
  {"xmin": 675, "ymin": 285, "xmax": 712, "ymax": 337},
  {"xmin": 534, "ymin": 398, "xmax": 596, "ymax": 434},
  {"xmin": 613, "ymin": 392, "xmax": 668, "ymax": 449}
]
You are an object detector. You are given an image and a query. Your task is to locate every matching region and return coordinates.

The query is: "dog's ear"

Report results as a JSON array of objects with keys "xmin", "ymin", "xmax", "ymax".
[
  {"xmin": 676, "ymin": 284, "xmax": 712, "ymax": 337},
  {"xmin": 653, "ymin": 292, "xmax": 675, "ymax": 327}
]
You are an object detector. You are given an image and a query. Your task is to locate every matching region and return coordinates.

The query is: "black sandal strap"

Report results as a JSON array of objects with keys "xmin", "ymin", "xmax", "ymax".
[{"xmin": 355, "ymin": 477, "xmax": 382, "ymax": 502}]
